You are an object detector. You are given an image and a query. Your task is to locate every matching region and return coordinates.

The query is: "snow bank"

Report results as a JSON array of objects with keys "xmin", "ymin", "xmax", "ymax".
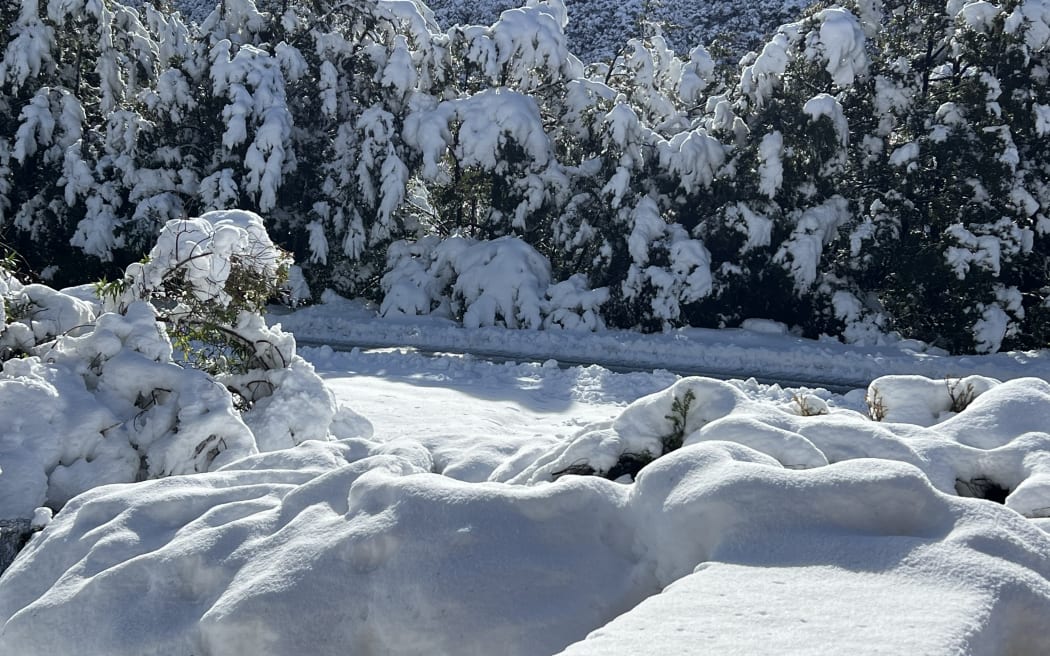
[
  {"xmin": 866, "ymin": 373, "xmax": 1000, "ymax": 425},
  {"xmin": 0, "ymin": 442, "xmax": 650, "ymax": 656},
  {"xmin": 513, "ymin": 375, "xmax": 1050, "ymax": 520},
  {"xmin": 1, "ymin": 375, "xmax": 1049, "ymax": 654},
  {"xmin": 558, "ymin": 553, "xmax": 1050, "ymax": 655}
]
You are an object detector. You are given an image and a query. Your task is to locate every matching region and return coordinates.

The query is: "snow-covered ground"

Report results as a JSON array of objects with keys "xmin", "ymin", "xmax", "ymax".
[{"xmin": 2, "ymin": 307, "xmax": 1050, "ymax": 653}]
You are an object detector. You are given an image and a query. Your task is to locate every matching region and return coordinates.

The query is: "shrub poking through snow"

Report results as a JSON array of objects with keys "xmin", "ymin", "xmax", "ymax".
[
  {"xmin": 866, "ymin": 388, "xmax": 887, "ymax": 422},
  {"xmin": 791, "ymin": 392, "xmax": 829, "ymax": 416},
  {"xmin": 946, "ymin": 377, "xmax": 977, "ymax": 414},
  {"xmin": 101, "ymin": 210, "xmax": 293, "ymax": 376},
  {"xmin": 865, "ymin": 374, "xmax": 999, "ymax": 425},
  {"xmin": 0, "ymin": 268, "xmax": 96, "ymax": 361},
  {"xmin": 662, "ymin": 388, "xmax": 696, "ymax": 453},
  {"xmin": 552, "ymin": 386, "xmax": 700, "ymax": 482}
]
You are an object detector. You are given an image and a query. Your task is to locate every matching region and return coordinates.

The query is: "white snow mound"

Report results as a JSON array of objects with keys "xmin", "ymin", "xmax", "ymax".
[{"xmin": 1, "ymin": 376, "xmax": 1049, "ymax": 654}]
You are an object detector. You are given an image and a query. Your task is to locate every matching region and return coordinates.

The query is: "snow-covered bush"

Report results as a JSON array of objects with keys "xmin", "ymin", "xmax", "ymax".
[
  {"xmin": 0, "ymin": 213, "xmax": 356, "ymax": 521},
  {"xmin": 544, "ymin": 274, "xmax": 609, "ymax": 331},
  {"xmin": 0, "ymin": 278, "xmax": 95, "ymax": 358},
  {"xmin": 107, "ymin": 210, "xmax": 292, "ymax": 375},
  {"xmin": 0, "ymin": 291, "xmax": 255, "ymax": 519},
  {"xmin": 107, "ymin": 210, "xmax": 348, "ymax": 447},
  {"xmin": 380, "ymin": 235, "xmax": 467, "ymax": 318},
  {"xmin": 451, "ymin": 236, "xmax": 551, "ymax": 329},
  {"xmin": 382, "ymin": 235, "xmax": 551, "ymax": 329},
  {"xmin": 382, "ymin": 236, "xmax": 613, "ymax": 331}
]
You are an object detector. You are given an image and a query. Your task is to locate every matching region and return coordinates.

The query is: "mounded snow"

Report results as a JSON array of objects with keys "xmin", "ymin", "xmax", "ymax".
[{"xmin": 1, "ymin": 344, "xmax": 1049, "ymax": 655}]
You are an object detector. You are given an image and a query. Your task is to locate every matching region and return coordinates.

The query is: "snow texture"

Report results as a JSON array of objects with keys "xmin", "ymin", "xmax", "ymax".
[{"xmin": 1, "ymin": 370, "xmax": 1049, "ymax": 655}]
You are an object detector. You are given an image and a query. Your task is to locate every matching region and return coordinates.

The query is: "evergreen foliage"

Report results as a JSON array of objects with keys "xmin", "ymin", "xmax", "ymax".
[{"xmin": 1, "ymin": 0, "xmax": 1049, "ymax": 354}]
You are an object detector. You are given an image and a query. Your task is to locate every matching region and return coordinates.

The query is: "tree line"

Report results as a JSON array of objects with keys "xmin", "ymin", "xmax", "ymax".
[{"xmin": 1, "ymin": 0, "xmax": 1049, "ymax": 353}]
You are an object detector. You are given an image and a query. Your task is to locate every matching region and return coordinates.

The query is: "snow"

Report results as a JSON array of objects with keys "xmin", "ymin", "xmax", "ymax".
[
  {"xmin": 774, "ymin": 196, "xmax": 851, "ymax": 291},
  {"xmin": 802, "ymin": 92, "xmax": 848, "ymax": 147},
  {"xmin": 2, "ymin": 0, "xmax": 1048, "ymax": 646},
  {"xmin": 959, "ymin": 0, "xmax": 1003, "ymax": 32},
  {"xmin": 0, "ymin": 0, "xmax": 55, "ymax": 92},
  {"xmin": 380, "ymin": 235, "xmax": 558, "ymax": 329},
  {"xmin": 757, "ymin": 130, "xmax": 784, "ymax": 198},
  {"xmin": 0, "ymin": 301, "xmax": 255, "ymax": 519},
  {"xmin": 1006, "ymin": 0, "xmax": 1050, "ymax": 51},
  {"xmin": 209, "ymin": 40, "xmax": 292, "ymax": 212},
  {"xmin": 3, "ymin": 262, "xmax": 1050, "ymax": 654},
  {"xmin": 278, "ymin": 294, "xmax": 1050, "ymax": 388},
  {"xmin": 740, "ymin": 31, "xmax": 793, "ymax": 108},
  {"xmin": 814, "ymin": 7, "xmax": 867, "ymax": 87},
  {"xmin": 889, "ymin": 140, "xmax": 920, "ymax": 167},
  {"xmin": 558, "ymin": 559, "xmax": 1039, "ymax": 655},
  {"xmin": 0, "ymin": 214, "xmax": 345, "ymax": 523},
  {"xmin": 452, "ymin": 236, "xmax": 551, "ymax": 329},
  {"xmin": 119, "ymin": 210, "xmax": 288, "ymax": 321},
  {"xmin": 3, "ymin": 346, "xmax": 1050, "ymax": 654}
]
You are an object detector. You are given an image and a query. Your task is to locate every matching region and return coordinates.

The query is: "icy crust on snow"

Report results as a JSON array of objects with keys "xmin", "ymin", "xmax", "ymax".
[{"xmin": 2, "ymin": 376, "xmax": 1050, "ymax": 654}]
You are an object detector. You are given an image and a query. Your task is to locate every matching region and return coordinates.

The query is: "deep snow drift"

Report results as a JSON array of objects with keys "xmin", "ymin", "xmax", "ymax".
[{"xmin": 1, "ymin": 348, "xmax": 1048, "ymax": 654}]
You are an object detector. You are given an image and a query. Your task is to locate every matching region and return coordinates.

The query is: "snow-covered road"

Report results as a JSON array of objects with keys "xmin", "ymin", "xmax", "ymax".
[{"xmin": 275, "ymin": 295, "xmax": 1050, "ymax": 391}]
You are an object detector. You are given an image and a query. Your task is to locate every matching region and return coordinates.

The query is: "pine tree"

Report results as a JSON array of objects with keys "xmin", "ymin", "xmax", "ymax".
[
  {"xmin": 0, "ymin": 0, "xmax": 201, "ymax": 283},
  {"xmin": 848, "ymin": 0, "xmax": 1050, "ymax": 351},
  {"xmin": 273, "ymin": 0, "xmax": 441, "ymax": 298}
]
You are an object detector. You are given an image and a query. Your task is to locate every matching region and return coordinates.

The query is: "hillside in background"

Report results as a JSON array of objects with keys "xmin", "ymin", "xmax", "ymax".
[
  {"xmin": 168, "ymin": 0, "xmax": 808, "ymax": 62},
  {"xmin": 427, "ymin": 0, "xmax": 811, "ymax": 61}
]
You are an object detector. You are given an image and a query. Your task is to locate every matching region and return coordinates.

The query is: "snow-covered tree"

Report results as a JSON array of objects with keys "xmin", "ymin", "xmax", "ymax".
[
  {"xmin": 843, "ymin": 0, "xmax": 1050, "ymax": 351},
  {"xmin": 0, "ymin": 0, "xmax": 213, "ymax": 285},
  {"xmin": 270, "ymin": 0, "xmax": 443, "ymax": 298},
  {"xmin": 668, "ymin": 7, "xmax": 869, "ymax": 335}
]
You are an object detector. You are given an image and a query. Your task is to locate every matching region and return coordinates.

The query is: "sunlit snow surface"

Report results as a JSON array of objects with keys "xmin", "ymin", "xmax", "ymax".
[{"xmin": 1, "ymin": 338, "xmax": 1050, "ymax": 654}]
